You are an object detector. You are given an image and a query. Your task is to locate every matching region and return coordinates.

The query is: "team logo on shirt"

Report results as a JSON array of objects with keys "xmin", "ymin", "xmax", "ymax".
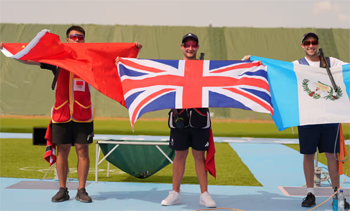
[
  {"xmin": 74, "ymin": 79, "xmax": 85, "ymax": 92},
  {"xmin": 302, "ymin": 79, "xmax": 342, "ymax": 101}
]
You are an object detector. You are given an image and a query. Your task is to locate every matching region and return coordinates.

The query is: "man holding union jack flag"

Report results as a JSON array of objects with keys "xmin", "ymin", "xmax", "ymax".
[
  {"xmin": 160, "ymin": 33, "xmax": 217, "ymax": 208},
  {"xmin": 117, "ymin": 31, "xmax": 273, "ymax": 208}
]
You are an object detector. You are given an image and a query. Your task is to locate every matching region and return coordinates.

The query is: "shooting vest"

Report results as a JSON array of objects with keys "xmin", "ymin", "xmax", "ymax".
[
  {"xmin": 168, "ymin": 108, "xmax": 211, "ymax": 129},
  {"xmin": 51, "ymin": 69, "xmax": 94, "ymax": 123}
]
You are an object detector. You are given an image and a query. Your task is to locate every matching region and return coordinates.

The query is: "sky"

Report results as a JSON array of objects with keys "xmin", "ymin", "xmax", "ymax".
[{"xmin": 0, "ymin": 0, "xmax": 349, "ymax": 28}]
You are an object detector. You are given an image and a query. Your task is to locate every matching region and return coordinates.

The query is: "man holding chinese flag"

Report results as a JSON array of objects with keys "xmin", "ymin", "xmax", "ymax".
[{"xmin": 0, "ymin": 25, "xmax": 142, "ymax": 203}]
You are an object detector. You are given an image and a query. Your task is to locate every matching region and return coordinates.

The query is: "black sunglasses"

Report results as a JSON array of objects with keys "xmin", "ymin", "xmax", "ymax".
[{"xmin": 303, "ymin": 40, "xmax": 318, "ymax": 46}]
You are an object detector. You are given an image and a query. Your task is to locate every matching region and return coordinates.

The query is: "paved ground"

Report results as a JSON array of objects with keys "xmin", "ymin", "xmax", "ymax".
[{"xmin": 1, "ymin": 134, "xmax": 349, "ymax": 211}]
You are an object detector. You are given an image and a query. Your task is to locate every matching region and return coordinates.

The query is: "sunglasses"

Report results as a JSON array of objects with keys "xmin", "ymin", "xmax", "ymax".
[
  {"xmin": 68, "ymin": 34, "xmax": 84, "ymax": 41},
  {"xmin": 303, "ymin": 40, "xmax": 318, "ymax": 46},
  {"xmin": 183, "ymin": 43, "xmax": 198, "ymax": 49}
]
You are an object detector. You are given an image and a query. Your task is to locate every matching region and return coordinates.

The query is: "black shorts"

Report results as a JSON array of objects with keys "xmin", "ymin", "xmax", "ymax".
[
  {"xmin": 169, "ymin": 128, "xmax": 210, "ymax": 151},
  {"xmin": 298, "ymin": 124, "xmax": 340, "ymax": 154},
  {"xmin": 52, "ymin": 121, "xmax": 94, "ymax": 145}
]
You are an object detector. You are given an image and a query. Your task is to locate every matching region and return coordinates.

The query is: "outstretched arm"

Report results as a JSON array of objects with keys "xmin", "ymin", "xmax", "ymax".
[{"xmin": 16, "ymin": 60, "xmax": 40, "ymax": 65}]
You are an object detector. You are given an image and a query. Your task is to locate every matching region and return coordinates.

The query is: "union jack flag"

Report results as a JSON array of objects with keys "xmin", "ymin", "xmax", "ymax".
[{"xmin": 118, "ymin": 58, "xmax": 273, "ymax": 128}]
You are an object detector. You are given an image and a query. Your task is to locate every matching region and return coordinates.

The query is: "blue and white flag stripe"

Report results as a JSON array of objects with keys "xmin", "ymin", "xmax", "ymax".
[{"xmin": 251, "ymin": 56, "xmax": 350, "ymax": 131}]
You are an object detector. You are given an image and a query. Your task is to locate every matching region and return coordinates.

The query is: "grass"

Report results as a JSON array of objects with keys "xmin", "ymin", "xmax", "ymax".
[
  {"xmin": 285, "ymin": 144, "xmax": 350, "ymax": 177},
  {"xmin": 0, "ymin": 138, "xmax": 261, "ymax": 186},
  {"xmin": 0, "ymin": 117, "xmax": 297, "ymax": 138},
  {"xmin": 2, "ymin": 117, "xmax": 349, "ymax": 138}
]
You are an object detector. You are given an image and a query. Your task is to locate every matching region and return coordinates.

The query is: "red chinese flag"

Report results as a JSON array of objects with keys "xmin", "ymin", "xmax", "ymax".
[
  {"xmin": 1, "ymin": 30, "xmax": 139, "ymax": 107},
  {"xmin": 76, "ymin": 81, "xmax": 84, "ymax": 86}
]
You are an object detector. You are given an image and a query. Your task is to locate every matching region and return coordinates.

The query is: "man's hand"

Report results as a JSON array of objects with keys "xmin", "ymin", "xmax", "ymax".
[
  {"xmin": 243, "ymin": 55, "xmax": 251, "ymax": 60},
  {"xmin": 242, "ymin": 55, "xmax": 263, "ymax": 65},
  {"xmin": 0, "ymin": 42, "xmax": 4, "ymax": 50},
  {"xmin": 135, "ymin": 42, "xmax": 143, "ymax": 50}
]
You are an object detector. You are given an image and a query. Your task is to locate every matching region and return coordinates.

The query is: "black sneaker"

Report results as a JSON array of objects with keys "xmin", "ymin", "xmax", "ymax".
[
  {"xmin": 301, "ymin": 192, "xmax": 316, "ymax": 207},
  {"xmin": 345, "ymin": 198, "xmax": 350, "ymax": 209},
  {"xmin": 75, "ymin": 188, "xmax": 92, "ymax": 203},
  {"xmin": 52, "ymin": 187, "xmax": 70, "ymax": 202}
]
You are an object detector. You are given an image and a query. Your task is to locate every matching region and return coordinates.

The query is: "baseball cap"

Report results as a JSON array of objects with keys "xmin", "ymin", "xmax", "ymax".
[
  {"xmin": 182, "ymin": 33, "xmax": 199, "ymax": 44},
  {"xmin": 302, "ymin": 32, "xmax": 319, "ymax": 43}
]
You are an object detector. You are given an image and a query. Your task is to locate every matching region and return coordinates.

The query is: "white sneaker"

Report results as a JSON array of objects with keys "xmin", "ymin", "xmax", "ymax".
[
  {"xmin": 161, "ymin": 190, "xmax": 181, "ymax": 206},
  {"xmin": 199, "ymin": 192, "xmax": 216, "ymax": 208}
]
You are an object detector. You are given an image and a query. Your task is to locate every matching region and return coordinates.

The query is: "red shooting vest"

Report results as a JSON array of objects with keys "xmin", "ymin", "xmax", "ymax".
[{"xmin": 51, "ymin": 69, "xmax": 94, "ymax": 123}]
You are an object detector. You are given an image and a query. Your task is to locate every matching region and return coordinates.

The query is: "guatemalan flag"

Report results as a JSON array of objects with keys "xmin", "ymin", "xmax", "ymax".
[
  {"xmin": 117, "ymin": 57, "xmax": 274, "ymax": 128},
  {"xmin": 251, "ymin": 56, "xmax": 350, "ymax": 131}
]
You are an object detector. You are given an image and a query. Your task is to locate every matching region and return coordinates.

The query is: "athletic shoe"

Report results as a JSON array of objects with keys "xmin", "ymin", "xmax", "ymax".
[
  {"xmin": 75, "ymin": 188, "xmax": 92, "ymax": 203},
  {"xmin": 51, "ymin": 187, "xmax": 70, "ymax": 202},
  {"xmin": 199, "ymin": 191, "xmax": 216, "ymax": 208},
  {"xmin": 301, "ymin": 192, "xmax": 316, "ymax": 207},
  {"xmin": 345, "ymin": 198, "xmax": 350, "ymax": 209},
  {"xmin": 161, "ymin": 190, "xmax": 181, "ymax": 206}
]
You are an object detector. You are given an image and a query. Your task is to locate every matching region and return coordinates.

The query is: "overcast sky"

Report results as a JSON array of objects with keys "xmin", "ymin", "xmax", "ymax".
[{"xmin": 0, "ymin": 0, "xmax": 349, "ymax": 28}]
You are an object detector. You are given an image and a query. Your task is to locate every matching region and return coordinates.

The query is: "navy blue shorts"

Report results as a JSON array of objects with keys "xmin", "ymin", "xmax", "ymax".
[
  {"xmin": 298, "ymin": 124, "xmax": 340, "ymax": 154},
  {"xmin": 169, "ymin": 128, "xmax": 210, "ymax": 151}
]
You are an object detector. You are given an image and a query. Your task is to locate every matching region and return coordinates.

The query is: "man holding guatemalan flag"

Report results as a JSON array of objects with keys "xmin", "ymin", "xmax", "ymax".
[
  {"xmin": 245, "ymin": 32, "xmax": 350, "ymax": 209},
  {"xmin": 116, "ymin": 33, "xmax": 273, "ymax": 208},
  {"xmin": 293, "ymin": 32, "xmax": 349, "ymax": 209}
]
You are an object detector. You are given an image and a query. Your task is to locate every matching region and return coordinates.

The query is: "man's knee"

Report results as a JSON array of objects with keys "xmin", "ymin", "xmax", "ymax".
[
  {"xmin": 57, "ymin": 144, "xmax": 71, "ymax": 157},
  {"xmin": 175, "ymin": 150, "xmax": 188, "ymax": 161},
  {"xmin": 192, "ymin": 149, "xmax": 205, "ymax": 161},
  {"xmin": 75, "ymin": 144, "xmax": 89, "ymax": 158},
  {"xmin": 304, "ymin": 154, "xmax": 315, "ymax": 160},
  {"xmin": 325, "ymin": 152, "xmax": 336, "ymax": 161}
]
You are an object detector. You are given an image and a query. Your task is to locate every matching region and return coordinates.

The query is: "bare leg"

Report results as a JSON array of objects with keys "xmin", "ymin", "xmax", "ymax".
[
  {"xmin": 172, "ymin": 150, "xmax": 188, "ymax": 192},
  {"xmin": 325, "ymin": 152, "xmax": 339, "ymax": 189},
  {"xmin": 56, "ymin": 144, "xmax": 71, "ymax": 188},
  {"xmin": 192, "ymin": 149, "xmax": 207, "ymax": 193},
  {"xmin": 304, "ymin": 154, "xmax": 315, "ymax": 188},
  {"xmin": 75, "ymin": 144, "xmax": 90, "ymax": 189}
]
